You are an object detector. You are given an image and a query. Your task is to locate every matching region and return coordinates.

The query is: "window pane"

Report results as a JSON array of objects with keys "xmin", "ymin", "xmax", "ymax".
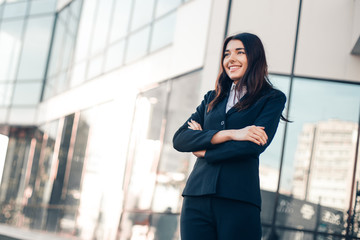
[
  {"xmin": 12, "ymin": 81, "xmax": 42, "ymax": 105},
  {"xmin": 29, "ymin": 0, "xmax": 56, "ymax": 15},
  {"xmin": 125, "ymin": 27, "xmax": 150, "ymax": 63},
  {"xmin": 150, "ymin": 12, "xmax": 176, "ymax": 52},
  {"xmin": 87, "ymin": 55, "xmax": 103, "ymax": 79},
  {"xmin": 104, "ymin": 40, "xmax": 125, "ymax": 72},
  {"xmin": 260, "ymin": 75, "xmax": 290, "ymax": 224},
  {"xmin": 69, "ymin": 61, "xmax": 86, "ymax": 87},
  {"xmin": 0, "ymin": 19, "xmax": 24, "ymax": 82},
  {"xmin": 60, "ymin": 34, "xmax": 75, "ymax": 72},
  {"xmin": 155, "ymin": 0, "xmax": 181, "ymax": 18},
  {"xmin": 277, "ymin": 78, "xmax": 360, "ymax": 234},
  {"xmin": 3, "ymin": 1, "xmax": 28, "ymax": 19},
  {"xmin": 124, "ymin": 83, "xmax": 169, "ymax": 211},
  {"xmin": 70, "ymin": 0, "xmax": 83, "ymax": 18},
  {"xmin": 109, "ymin": 0, "xmax": 132, "ymax": 43},
  {"xmin": 130, "ymin": 0, "xmax": 155, "ymax": 31},
  {"xmin": 17, "ymin": 15, "xmax": 55, "ymax": 80},
  {"xmin": 90, "ymin": 0, "xmax": 113, "ymax": 55},
  {"xmin": 73, "ymin": 0, "xmax": 97, "ymax": 62},
  {"xmin": 47, "ymin": 20, "xmax": 66, "ymax": 77},
  {"xmin": 154, "ymin": 71, "xmax": 201, "ymax": 214},
  {"xmin": 0, "ymin": 83, "xmax": 13, "ymax": 106}
]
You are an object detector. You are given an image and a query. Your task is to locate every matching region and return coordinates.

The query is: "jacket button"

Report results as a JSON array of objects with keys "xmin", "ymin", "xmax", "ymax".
[{"xmin": 220, "ymin": 121, "xmax": 225, "ymax": 125}]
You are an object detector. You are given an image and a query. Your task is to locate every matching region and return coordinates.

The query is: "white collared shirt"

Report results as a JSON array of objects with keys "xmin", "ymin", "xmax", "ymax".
[{"xmin": 226, "ymin": 83, "xmax": 246, "ymax": 113}]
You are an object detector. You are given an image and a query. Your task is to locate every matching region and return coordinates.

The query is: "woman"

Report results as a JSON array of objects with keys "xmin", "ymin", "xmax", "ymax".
[{"xmin": 173, "ymin": 32, "xmax": 288, "ymax": 239}]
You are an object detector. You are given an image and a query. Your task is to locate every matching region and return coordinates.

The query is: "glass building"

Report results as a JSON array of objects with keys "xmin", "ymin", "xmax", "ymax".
[{"xmin": 0, "ymin": 0, "xmax": 359, "ymax": 239}]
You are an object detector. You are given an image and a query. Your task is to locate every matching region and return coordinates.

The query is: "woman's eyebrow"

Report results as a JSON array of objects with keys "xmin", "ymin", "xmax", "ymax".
[{"xmin": 224, "ymin": 48, "xmax": 245, "ymax": 52}]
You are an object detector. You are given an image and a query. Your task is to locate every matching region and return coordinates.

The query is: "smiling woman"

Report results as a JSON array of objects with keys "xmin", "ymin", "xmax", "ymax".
[{"xmin": 173, "ymin": 32, "xmax": 289, "ymax": 240}]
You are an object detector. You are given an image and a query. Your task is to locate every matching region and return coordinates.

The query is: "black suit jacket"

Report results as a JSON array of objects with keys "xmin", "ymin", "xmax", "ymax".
[{"xmin": 173, "ymin": 88, "xmax": 286, "ymax": 209}]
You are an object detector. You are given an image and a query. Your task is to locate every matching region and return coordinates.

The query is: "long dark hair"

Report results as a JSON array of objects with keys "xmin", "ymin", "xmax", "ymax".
[{"xmin": 208, "ymin": 32, "xmax": 289, "ymax": 121}]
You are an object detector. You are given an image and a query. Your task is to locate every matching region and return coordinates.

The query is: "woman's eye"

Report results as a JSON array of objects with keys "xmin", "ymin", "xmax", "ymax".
[{"xmin": 238, "ymin": 51, "xmax": 245, "ymax": 55}]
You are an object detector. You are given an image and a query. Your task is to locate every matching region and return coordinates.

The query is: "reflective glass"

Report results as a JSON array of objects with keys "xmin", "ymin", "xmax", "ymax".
[
  {"xmin": 260, "ymin": 75, "xmax": 290, "ymax": 224},
  {"xmin": 0, "ymin": 83, "xmax": 13, "ymax": 106},
  {"xmin": 12, "ymin": 81, "xmax": 42, "ymax": 105},
  {"xmin": 17, "ymin": 15, "xmax": 55, "ymax": 81},
  {"xmin": 125, "ymin": 27, "xmax": 150, "ymax": 63},
  {"xmin": 42, "ymin": 81, "xmax": 54, "ymax": 100},
  {"xmin": 47, "ymin": 20, "xmax": 66, "ymax": 77},
  {"xmin": 155, "ymin": 0, "xmax": 181, "ymax": 18},
  {"xmin": 120, "ymin": 212, "xmax": 151, "ymax": 240},
  {"xmin": 152, "ymin": 72, "xmax": 201, "ymax": 214},
  {"xmin": 124, "ymin": 83, "xmax": 169, "ymax": 211},
  {"xmin": 130, "ymin": 0, "xmax": 155, "ymax": 31},
  {"xmin": 54, "ymin": 71, "xmax": 68, "ymax": 94},
  {"xmin": 277, "ymin": 79, "xmax": 360, "ymax": 234},
  {"xmin": 87, "ymin": 55, "xmax": 103, "ymax": 79},
  {"xmin": 90, "ymin": 0, "xmax": 113, "ymax": 55},
  {"xmin": 68, "ymin": 14, "xmax": 79, "ymax": 36},
  {"xmin": 74, "ymin": 102, "xmax": 129, "ymax": 239},
  {"xmin": 0, "ymin": 108, "xmax": 8, "ymax": 122},
  {"xmin": 73, "ymin": 0, "xmax": 97, "ymax": 63},
  {"xmin": 109, "ymin": 0, "xmax": 132, "ymax": 43},
  {"xmin": 29, "ymin": 0, "xmax": 56, "ymax": 15},
  {"xmin": 150, "ymin": 12, "xmax": 176, "ymax": 52},
  {"xmin": 60, "ymin": 34, "xmax": 75, "ymax": 72},
  {"xmin": 2, "ymin": 1, "xmax": 28, "ymax": 19},
  {"xmin": 104, "ymin": 40, "xmax": 125, "ymax": 72},
  {"xmin": 70, "ymin": 0, "xmax": 83, "ymax": 18},
  {"xmin": 58, "ymin": 5, "xmax": 70, "ymax": 24},
  {"xmin": 0, "ymin": 19, "xmax": 24, "ymax": 82},
  {"xmin": 69, "ymin": 61, "xmax": 86, "ymax": 87}
]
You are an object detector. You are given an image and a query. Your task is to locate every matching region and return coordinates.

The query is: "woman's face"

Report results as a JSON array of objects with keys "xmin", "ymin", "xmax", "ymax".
[{"xmin": 223, "ymin": 39, "xmax": 248, "ymax": 84}]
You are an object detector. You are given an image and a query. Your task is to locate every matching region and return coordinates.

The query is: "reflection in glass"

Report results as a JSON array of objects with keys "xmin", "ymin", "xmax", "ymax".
[
  {"xmin": 70, "ymin": 0, "xmax": 83, "ymax": 18},
  {"xmin": 29, "ymin": 0, "xmax": 56, "ymax": 15},
  {"xmin": 90, "ymin": 0, "xmax": 113, "ymax": 55},
  {"xmin": 125, "ymin": 27, "xmax": 150, "ymax": 63},
  {"xmin": 73, "ymin": 0, "xmax": 97, "ymax": 63},
  {"xmin": 155, "ymin": 0, "xmax": 181, "ymax": 17},
  {"xmin": 124, "ymin": 84, "xmax": 169, "ymax": 212},
  {"xmin": 0, "ymin": 83, "xmax": 13, "ymax": 106},
  {"xmin": 17, "ymin": 15, "xmax": 54, "ymax": 80},
  {"xmin": 12, "ymin": 81, "xmax": 42, "ymax": 106},
  {"xmin": 277, "ymin": 78, "xmax": 360, "ymax": 234},
  {"xmin": 130, "ymin": 0, "xmax": 155, "ymax": 31},
  {"xmin": 150, "ymin": 12, "xmax": 176, "ymax": 52},
  {"xmin": 47, "ymin": 19, "xmax": 66, "ymax": 78},
  {"xmin": 104, "ymin": 40, "xmax": 125, "ymax": 72},
  {"xmin": 2, "ymin": 1, "xmax": 28, "ymax": 19},
  {"xmin": 109, "ymin": 0, "xmax": 132, "ymax": 43},
  {"xmin": 69, "ymin": 61, "xmax": 86, "ymax": 87},
  {"xmin": 87, "ymin": 55, "xmax": 103, "ymax": 79},
  {"xmin": 0, "ymin": 19, "xmax": 24, "ymax": 82}
]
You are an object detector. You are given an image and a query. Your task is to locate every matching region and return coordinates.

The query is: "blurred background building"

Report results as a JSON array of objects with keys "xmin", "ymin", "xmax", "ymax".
[{"xmin": 0, "ymin": 0, "xmax": 359, "ymax": 239}]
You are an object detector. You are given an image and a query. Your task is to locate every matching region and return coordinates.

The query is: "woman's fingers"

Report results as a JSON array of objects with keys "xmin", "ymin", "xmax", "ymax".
[
  {"xmin": 247, "ymin": 126, "xmax": 268, "ymax": 145},
  {"xmin": 188, "ymin": 120, "xmax": 202, "ymax": 130}
]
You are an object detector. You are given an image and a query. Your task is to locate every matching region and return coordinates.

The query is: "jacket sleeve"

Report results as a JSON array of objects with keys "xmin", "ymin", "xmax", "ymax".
[
  {"xmin": 204, "ymin": 91, "xmax": 286, "ymax": 163},
  {"xmin": 173, "ymin": 91, "xmax": 220, "ymax": 152}
]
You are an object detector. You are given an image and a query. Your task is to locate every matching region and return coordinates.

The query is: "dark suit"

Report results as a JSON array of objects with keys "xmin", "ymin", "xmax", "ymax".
[{"xmin": 173, "ymin": 88, "xmax": 286, "ymax": 239}]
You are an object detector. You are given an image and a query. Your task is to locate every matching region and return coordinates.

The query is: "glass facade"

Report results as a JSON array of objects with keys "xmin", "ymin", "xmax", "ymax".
[{"xmin": 0, "ymin": 0, "xmax": 359, "ymax": 239}]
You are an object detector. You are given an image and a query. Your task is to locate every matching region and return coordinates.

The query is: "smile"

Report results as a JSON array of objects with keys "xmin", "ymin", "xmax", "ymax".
[{"xmin": 229, "ymin": 66, "xmax": 241, "ymax": 72}]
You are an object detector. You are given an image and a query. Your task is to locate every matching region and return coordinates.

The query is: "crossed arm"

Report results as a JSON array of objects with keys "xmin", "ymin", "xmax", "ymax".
[
  {"xmin": 172, "ymin": 90, "xmax": 286, "ymax": 163},
  {"xmin": 187, "ymin": 119, "xmax": 268, "ymax": 158}
]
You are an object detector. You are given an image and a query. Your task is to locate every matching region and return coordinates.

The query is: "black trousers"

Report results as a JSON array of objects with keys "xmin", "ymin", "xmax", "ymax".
[{"xmin": 180, "ymin": 196, "xmax": 262, "ymax": 240}]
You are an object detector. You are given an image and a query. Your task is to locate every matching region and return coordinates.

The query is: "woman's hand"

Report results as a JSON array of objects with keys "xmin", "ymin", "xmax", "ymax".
[
  {"xmin": 192, "ymin": 150, "xmax": 206, "ymax": 158},
  {"xmin": 210, "ymin": 125, "xmax": 268, "ymax": 146},
  {"xmin": 188, "ymin": 120, "xmax": 206, "ymax": 157},
  {"xmin": 231, "ymin": 125, "xmax": 268, "ymax": 146},
  {"xmin": 188, "ymin": 119, "xmax": 202, "ymax": 130}
]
